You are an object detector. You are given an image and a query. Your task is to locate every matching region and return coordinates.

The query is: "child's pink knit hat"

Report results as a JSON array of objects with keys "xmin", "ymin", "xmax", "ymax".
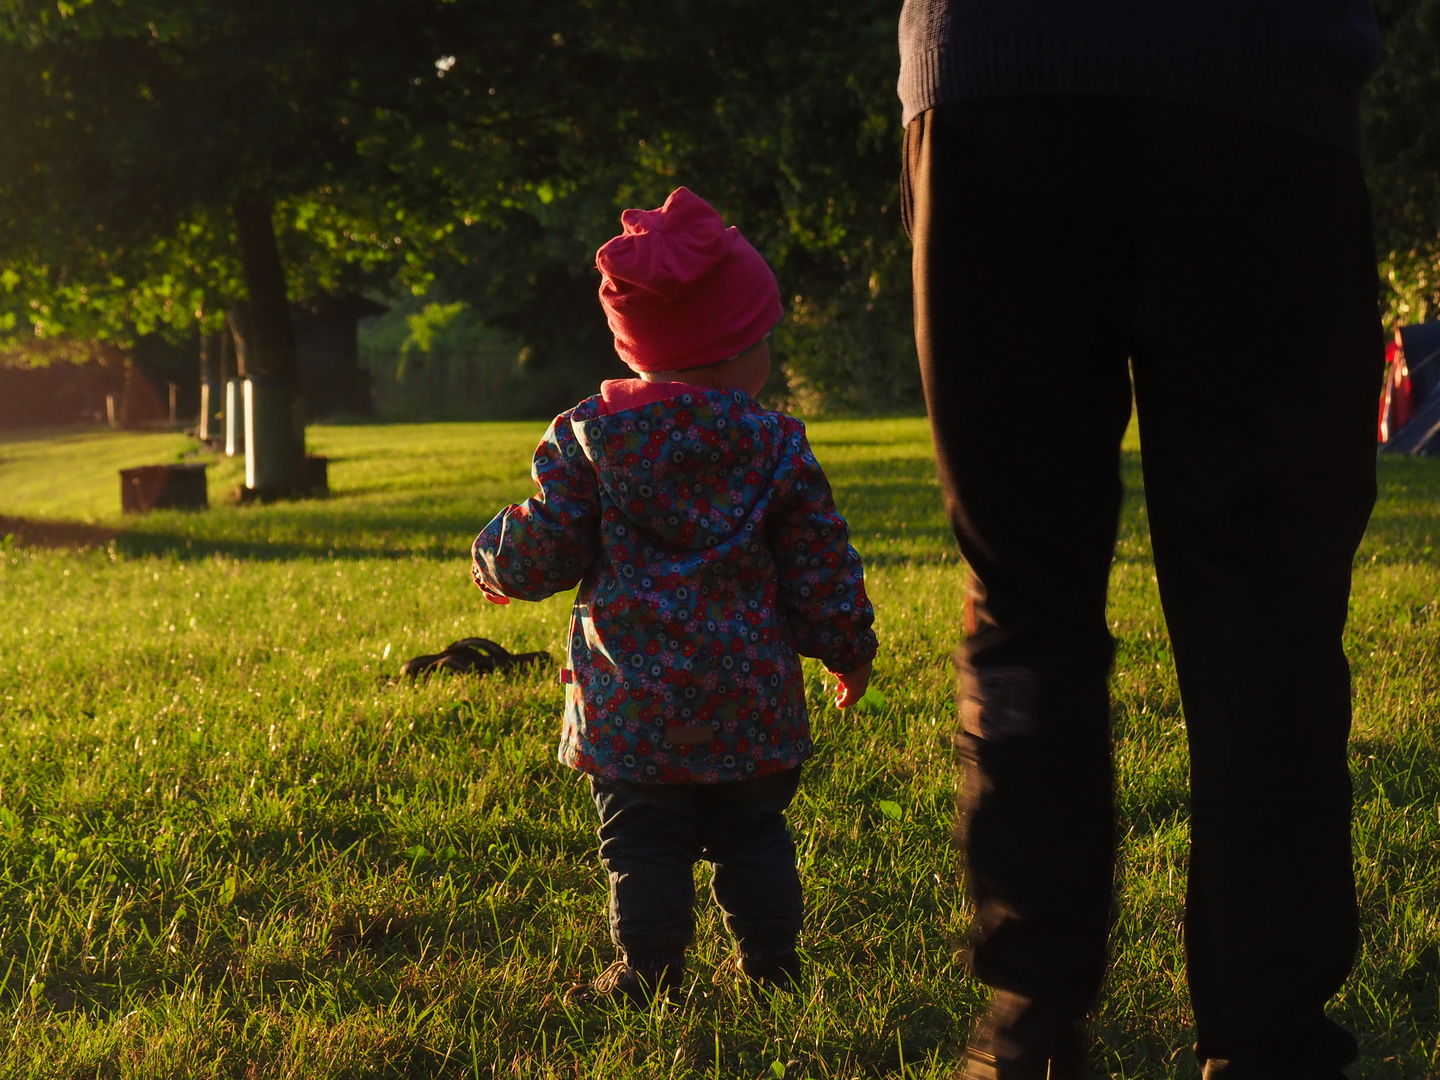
[{"xmin": 596, "ymin": 188, "xmax": 782, "ymax": 373}]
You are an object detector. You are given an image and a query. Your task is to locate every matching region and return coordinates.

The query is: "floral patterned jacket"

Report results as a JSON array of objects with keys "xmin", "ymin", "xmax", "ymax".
[{"xmin": 471, "ymin": 378, "xmax": 877, "ymax": 785}]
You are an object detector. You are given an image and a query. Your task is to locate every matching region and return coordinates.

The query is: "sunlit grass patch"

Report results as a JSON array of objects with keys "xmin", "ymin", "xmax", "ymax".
[{"xmin": 0, "ymin": 418, "xmax": 1436, "ymax": 1077}]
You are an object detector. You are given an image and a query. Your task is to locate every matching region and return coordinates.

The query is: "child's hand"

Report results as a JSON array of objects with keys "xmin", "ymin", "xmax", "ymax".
[
  {"xmin": 833, "ymin": 660, "xmax": 873, "ymax": 709},
  {"xmin": 471, "ymin": 559, "xmax": 510, "ymax": 605}
]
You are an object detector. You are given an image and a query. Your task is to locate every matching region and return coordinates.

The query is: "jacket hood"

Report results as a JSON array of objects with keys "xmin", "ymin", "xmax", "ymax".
[{"xmin": 571, "ymin": 380, "xmax": 786, "ymax": 551}]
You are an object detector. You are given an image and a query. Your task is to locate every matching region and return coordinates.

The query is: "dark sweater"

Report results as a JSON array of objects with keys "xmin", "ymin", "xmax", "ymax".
[{"xmin": 898, "ymin": 0, "xmax": 1380, "ymax": 155}]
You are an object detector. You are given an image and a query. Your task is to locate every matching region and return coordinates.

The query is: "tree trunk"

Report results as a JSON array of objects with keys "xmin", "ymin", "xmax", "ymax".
[
  {"xmin": 232, "ymin": 199, "xmax": 298, "ymax": 380},
  {"xmin": 232, "ymin": 198, "xmax": 306, "ymax": 494},
  {"xmin": 220, "ymin": 319, "xmax": 235, "ymax": 383},
  {"xmin": 198, "ymin": 331, "xmax": 221, "ymax": 441},
  {"xmin": 119, "ymin": 360, "xmax": 133, "ymax": 426},
  {"xmin": 226, "ymin": 303, "xmax": 253, "ymax": 377},
  {"xmin": 199, "ymin": 332, "xmax": 216, "ymax": 386}
]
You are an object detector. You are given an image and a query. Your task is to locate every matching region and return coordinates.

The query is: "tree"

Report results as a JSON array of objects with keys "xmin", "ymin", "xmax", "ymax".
[
  {"xmin": 13, "ymin": 1, "xmax": 1440, "ymax": 423},
  {"xmin": 0, "ymin": 1, "xmax": 916, "ymax": 421},
  {"xmin": 0, "ymin": 0, "xmax": 457, "ymax": 483},
  {"xmin": 1367, "ymin": 0, "xmax": 1440, "ymax": 327},
  {"xmin": 410, "ymin": 0, "xmax": 912, "ymax": 414}
]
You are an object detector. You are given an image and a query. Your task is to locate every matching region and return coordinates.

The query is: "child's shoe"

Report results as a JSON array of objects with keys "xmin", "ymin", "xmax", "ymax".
[
  {"xmin": 737, "ymin": 949, "xmax": 803, "ymax": 991},
  {"xmin": 564, "ymin": 958, "xmax": 681, "ymax": 1007}
]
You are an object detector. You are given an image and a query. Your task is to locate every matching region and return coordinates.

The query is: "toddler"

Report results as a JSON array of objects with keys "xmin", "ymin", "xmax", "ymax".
[{"xmin": 470, "ymin": 187, "xmax": 877, "ymax": 1005}]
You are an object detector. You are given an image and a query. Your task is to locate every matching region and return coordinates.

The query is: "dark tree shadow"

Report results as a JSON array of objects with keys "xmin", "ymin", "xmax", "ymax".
[{"xmin": 0, "ymin": 514, "xmax": 120, "ymax": 550}]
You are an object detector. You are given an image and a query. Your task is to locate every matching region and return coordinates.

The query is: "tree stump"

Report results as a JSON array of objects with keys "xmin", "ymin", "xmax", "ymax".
[{"xmin": 119, "ymin": 464, "xmax": 208, "ymax": 514}]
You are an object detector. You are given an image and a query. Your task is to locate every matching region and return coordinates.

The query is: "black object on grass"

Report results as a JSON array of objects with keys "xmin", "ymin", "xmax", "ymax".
[
  {"xmin": 120, "ymin": 463, "xmax": 208, "ymax": 513},
  {"xmin": 399, "ymin": 638, "xmax": 551, "ymax": 680}
]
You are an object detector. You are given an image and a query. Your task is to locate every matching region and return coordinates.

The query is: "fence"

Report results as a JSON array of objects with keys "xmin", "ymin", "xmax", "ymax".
[{"xmin": 361, "ymin": 339, "xmax": 525, "ymax": 421}]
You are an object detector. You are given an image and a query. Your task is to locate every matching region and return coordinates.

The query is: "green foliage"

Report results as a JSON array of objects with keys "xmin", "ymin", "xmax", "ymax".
[
  {"xmin": 10, "ymin": 0, "xmax": 1440, "ymax": 412},
  {"xmin": 355, "ymin": 298, "xmax": 537, "ymax": 422},
  {"xmin": 642, "ymin": 3, "xmax": 915, "ymax": 413},
  {"xmin": 402, "ymin": 303, "xmax": 470, "ymax": 360},
  {"xmin": 0, "ymin": 0, "xmax": 457, "ymax": 341},
  {"xmin": 0, "ymin": 420, "xmax": 1437, "ymax": 1075},
  {"xmin": 0, "ymin": 339, "xmax": 121, "ymax": 370},
  {"xmin": 0, "ymin": 0, "xmax": 915, "ymax": 413},
  {"xmin": 425, "ymin": 0, "xmax": 916, "ymax": 414},
  {"xmin": 1367, "ymin": 0, "xmax": 1440, "ymax": 326},
  {"xmin": 395, "ymin": 303, "xmax": 469, "ymax": 383}
]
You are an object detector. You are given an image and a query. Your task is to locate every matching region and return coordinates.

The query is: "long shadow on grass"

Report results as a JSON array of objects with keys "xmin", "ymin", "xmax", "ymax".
[
  {"xmin": 113, "ymin": 531, "xmax": 444, "ymax": 562},
  {"xmin": 1, "ymin": 509, "xmax": 470, "ymax": 562},
  {"xmin": 2, "ymin": 519, "xmax": 423, "ymax": 562},
  {"xmin": 7, "ymin": 465, "xmax": 958, "ymax": 566},
  {"xmin": 0, "ymin": 514, "xmax": 119, "ymax": 549}
]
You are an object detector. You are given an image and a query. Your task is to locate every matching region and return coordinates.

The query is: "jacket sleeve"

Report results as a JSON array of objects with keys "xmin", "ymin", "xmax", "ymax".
[
  {"xmin": 471, "ymin": 413, "xmax": 600, "ymax": 602},
  {"xmin": 767, "ymin": 426, "xmax": 878, "ymax": 674}
]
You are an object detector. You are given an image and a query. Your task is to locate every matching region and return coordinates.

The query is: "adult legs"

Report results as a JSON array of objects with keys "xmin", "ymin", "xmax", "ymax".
[
  {"xmin": 1129, "ymin": 102, "xmax": 1382, "ymax": 1078},
  {"xmin": 910, "ymin": 93, "xmax": 1380, "ymax": 1077},
  {"xmin": 906, "ymin": 97, "xmax": 1140, "ymax": 1051}
]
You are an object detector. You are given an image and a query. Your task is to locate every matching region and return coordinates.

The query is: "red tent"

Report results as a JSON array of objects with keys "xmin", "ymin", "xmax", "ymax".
[{"xmin": 1378, "ymin": 321, "xmax": 1440, "ymax": 456}]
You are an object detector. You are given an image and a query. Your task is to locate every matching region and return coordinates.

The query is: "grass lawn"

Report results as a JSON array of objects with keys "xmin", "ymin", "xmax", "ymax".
[{"xmin": 0, "ymin": 416, "xmax": 1437, "ymax": 1079}]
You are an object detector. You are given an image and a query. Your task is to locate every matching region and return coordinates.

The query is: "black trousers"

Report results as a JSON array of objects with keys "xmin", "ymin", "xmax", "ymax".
[
  {"xmin": 589, "ymin": 767, "xmax": 804, "ymax": 969},
  {"xmin": 905, "ymin": 97, "xmax": 1381, "ymax": 1078}
]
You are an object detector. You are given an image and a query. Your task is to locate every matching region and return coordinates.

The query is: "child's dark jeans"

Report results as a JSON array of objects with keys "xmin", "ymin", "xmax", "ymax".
[{"xmin": 588, "ymin": 766, "xmax": 804, "ymax": 970}]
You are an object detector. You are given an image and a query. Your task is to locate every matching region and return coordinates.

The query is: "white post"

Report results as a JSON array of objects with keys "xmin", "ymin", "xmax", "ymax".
[{"xmin": 224, "ymin": 379, "xmax": 245, "ymax": 457}]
